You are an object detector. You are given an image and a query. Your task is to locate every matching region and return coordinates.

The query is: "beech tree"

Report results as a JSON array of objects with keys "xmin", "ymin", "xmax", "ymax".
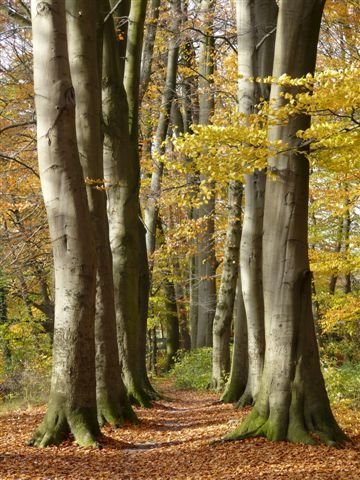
[
  {"xmin": 66, "ymin": 0, "xmax": 135, "ymax": 426},
  {"xmin": 225, "ymin": 0, "xmax": 347, "ymax": 445},
  {"xmin": 213, "ymin": 0, "xmax": 276, "ymax": 398},
  {"xmin": 29, "ymin": 0, "xmax": 99, "ymax": 447},
  {"xmin": 235, "ymin": 0, "xmax": 276, "ymax": 407},
  {"xmin": 193, "ymin": 0, "xmax": 217, "ymax": 348}
]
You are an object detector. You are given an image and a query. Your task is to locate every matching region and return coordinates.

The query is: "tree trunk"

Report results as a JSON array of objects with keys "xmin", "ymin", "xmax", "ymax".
[
  {"xmin": 196, "ymin": 0, "xmax": 217, "ymax": 347},
  {"xmin": 225, "ymin": 0, "xmax": 346, "ymax": 446},
  {"xmin": 173, "ymin": 267, "xmax": 191, "ymax": 351},
  {"xmin": 221, "ymin": 267, "xmax": 248, "ymax": 403},
  {"xmin": 329, "ymin": 216, "xmax": 342, "ymax": 294},
  {"xmin": 144, "ymin": 0, "xmax": 182, "ymax": 264},
  {"xmin": 29, "ymin": 0, "xmax": 99, "ymax": 447},
  {"xmin": 66, "ymin": 0, "xmax": 135, "ymax": 427},
  {"xmin": 123, "ymin": 0, "xmax": 159, "ymax": 402},
  {"xmin": 212, "ymin": 181, "xmax": 243, "ymax": 390},
  {"xmin": 140, "ymin": 0, "xmax": 161, "ymax": 101},
  {"xmin": 189, "ymin": 255, "xmax": 198, "ymax": 347},
  {"xmin": 124, "ymin": 0, "xmax": 147, "ymax": 142},
  {"xmin": 238, "ymin": 171, "xmax": 266, "ymax": 406},
  {"xmin": 102, "ymin": 3, "xmax": 152, "ymax": 406},
  {"xmin": 164, "ymin": 279, "xmax": 180, "ymax": 371},
  {"xmin": 342, "ymin": 194, "xmax": 351, "ymax": 293},
  {"xmin": 238, "ymin": 0, "xmax": 277, "ymax": 407}
]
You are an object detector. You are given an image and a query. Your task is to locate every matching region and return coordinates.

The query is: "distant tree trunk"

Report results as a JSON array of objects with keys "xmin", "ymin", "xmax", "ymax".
[
  {"xmin": 212, "ymin": 181, "xmax": 243, "ymax": 390},
  {"xmin": 329, "ymin": 216, "xmax": 342, "ymax": 294},
  {"xmin": 189, "ymin": 255, "xmax": 199, "ymax": 347},
  {"xmin": 173, "ymin": 269, "xmax": 191, "ymax": 351},
  {"xmin": 0, "ymin": 281, "xmax": 11, "ymax": 364},
  {"xmin": 226, "ymin": 0, "xmax": 346, "ymax": 445},
  {"xmin": 147, "ymin": 327, "xmax": 158, "ymax": 374},
  {"xmin": 343, "ymin": 195, "xmax": 351, "ymax": 293},
  {"xmin": 140, "ymin": 0, "xmax": 161, "ymax": 101},
  {"xmin": 67, "ymin": 0, "xmax": 135, "ymax": 426},
  {"xmin": 221, "ymin": 268, "xmax": 248, "ymax": 403},
  {"xmin": 29, "ymin": 0, "xmax": 99, "ymax": 447},
  {"xmin": 196, "ymin": 0, "xmax": 216, "ymax": 347},
  {"xmin": 179, "ymin": 39, "xmax": 200, "ymax": 348},
  {"xmin": 144, "ymin": 0, "xmax": 181, "ymax": 264},
  {"xmin": 164, "ymin": 279, "xmax": 180, "ymax": 371}
]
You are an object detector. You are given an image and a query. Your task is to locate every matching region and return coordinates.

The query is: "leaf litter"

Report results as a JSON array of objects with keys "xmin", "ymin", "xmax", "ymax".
[{"xmin": 0, "ymin": 381, "xmax": 359, "ymax": 480}]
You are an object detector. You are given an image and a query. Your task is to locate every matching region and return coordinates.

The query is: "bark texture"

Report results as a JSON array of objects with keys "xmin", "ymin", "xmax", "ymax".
[
  {"xmin": 221, "ymin": 268, "xmax": 248, "ymax": 403},
  {"xmin": 238, "ymin": 171, "xmax": 266, "ymax": 406},
  {"xmin": 30, "ymin": 0, "xmax": 99, "ymax": 447},
  {"xmin": 102, "ymin": 3, "xmax": 153, "ymax": 407},
  {"xmin": 212, "ymin": 181, "xmax": 243, "ymax": 390}
]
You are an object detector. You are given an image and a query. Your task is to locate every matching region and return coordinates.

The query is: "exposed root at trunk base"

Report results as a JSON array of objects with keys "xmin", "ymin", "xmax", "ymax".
[
  {"xmin": 221, "ymin": 383, "xmax": 246, "ymax": 404},
  {"xmin": 28, "ymin": 397, "xmax": 100, "ymax": 447},
  {"xmin": 223, "ymin": 405, "xmax": 349, "ymax": 447},
  {"xmin": 236, "ymin": 390, "xmax": 254, "ymax": 409},
  {"xmin": 128, "ymin": 385, "xmax": 160, "ymax": 408},
  {"xmin": 97, "ymin": 396, "xmax": 138, "ymax": 428}
]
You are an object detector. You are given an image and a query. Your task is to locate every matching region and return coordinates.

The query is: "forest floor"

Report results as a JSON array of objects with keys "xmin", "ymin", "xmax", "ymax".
[{"xmin": 0, "ymin": 380, "xmax": 359, "ymax": 480}]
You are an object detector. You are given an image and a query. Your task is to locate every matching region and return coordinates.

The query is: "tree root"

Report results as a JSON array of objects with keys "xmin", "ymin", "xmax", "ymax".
[
  {"xmin": 223, "ymin": 406, "xmax": 349, "ymax": 447},
  {"xmin": 28, "ymin": 398, "xmax": 100, "ymax": 448}
]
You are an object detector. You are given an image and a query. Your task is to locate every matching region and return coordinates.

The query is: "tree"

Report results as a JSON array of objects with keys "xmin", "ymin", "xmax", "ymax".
[
  {"xmin": 194, "ymin": 0, "xmax": 217, "ymax": 348},
  {"xmin": 212, "ymin": 181, "xmax": 242, "ymax": 390},
  {"xmin": 102, "ymin": 0, "xmax": 157, "ymax": 406},
  {"xmin": 213, "ymin": 0, "xmax": 276, "ymax": 398},
  {"xmin": 66, "ymin": 0, "xmax": 135, "ymax": 427},
  {"xmin": 29, "ymin": 0, "xmax": 99, "ymax": 447},
  {"xmin": 225, "ymin": 0, "xmax": 347, "ymax": 445}
]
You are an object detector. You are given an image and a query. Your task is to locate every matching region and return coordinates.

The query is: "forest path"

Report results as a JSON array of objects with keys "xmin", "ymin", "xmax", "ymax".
[{"xmin": 0, "ymin": 380, "xmax": 359, "ymax": 479}]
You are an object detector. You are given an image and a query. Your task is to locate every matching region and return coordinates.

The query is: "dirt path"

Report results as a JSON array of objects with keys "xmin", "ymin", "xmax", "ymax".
[{"xmin": 0, "ymin": 382, "xmax": 359, "ymax": 479}]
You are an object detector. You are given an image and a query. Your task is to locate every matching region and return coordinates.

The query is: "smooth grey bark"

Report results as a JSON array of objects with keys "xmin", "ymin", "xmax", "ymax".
[
  {"xmin": 124, "ymin": 0, "xmax": 147, "ymax": 142},
  {"xmin": 235, "ymin": 0, "xmax": 276, "ymax": 407},
  {"xmin": 66, "ymin": 0, "xmax": 135, "ymax": 427},
  {"xmin": 238, "ymin": 171, "xmax": 266, "ymax": 406},
  {"xmin": 225, "ymin": 0, "xmax": 346, "ymax": 446},
  {"xmin": 221, "ymin": 266, "xmax": 248, "ymax": 403},
  {"xmin": 140, "ymin": 0, "xmax": 161, "ymax": 101},
  {"xmin": 212, "ymin": 181, "xmax": 243, "ymax": 390},
  {"xmin": 102, "ymin": 2, "xmax": 152, "ymax": 406},
  {"xmin": 29, "ymin": 0, "xmax": 99, "ymax": 447},
  {"xmin": 110, "ymin": 0, "xmax": 130, "ymax": 83},
  {"xmin": 195, "ymin": 0, "xmax": 217, "ymax": 348},
  {"xmin": 122, "ymin": 0, "xmax": 158, "ymax": 401}
]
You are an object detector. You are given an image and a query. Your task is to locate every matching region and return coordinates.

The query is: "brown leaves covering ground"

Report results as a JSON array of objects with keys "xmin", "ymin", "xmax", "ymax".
[{"xmin": 0, "ymin": 381, "xmax": 359, "ymax": 480}]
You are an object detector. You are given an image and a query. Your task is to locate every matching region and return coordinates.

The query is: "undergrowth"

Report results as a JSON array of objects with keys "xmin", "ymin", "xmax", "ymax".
[
  {"xmin": 166, "ymin": 347, "xmax": 360, "ymax": 409},
  {"xmin": 167, "ymin": 348, "xmax": 213, "ymax": 390}
]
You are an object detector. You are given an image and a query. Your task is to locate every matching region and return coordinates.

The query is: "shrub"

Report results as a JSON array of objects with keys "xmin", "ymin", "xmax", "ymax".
[
  {"xmin": 167, "ymin": 348, "xmax": 213, "ymax": 390},
  {"xmin": 322, "ymin": 362, "xmax": 360, "ymax": 408}
]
